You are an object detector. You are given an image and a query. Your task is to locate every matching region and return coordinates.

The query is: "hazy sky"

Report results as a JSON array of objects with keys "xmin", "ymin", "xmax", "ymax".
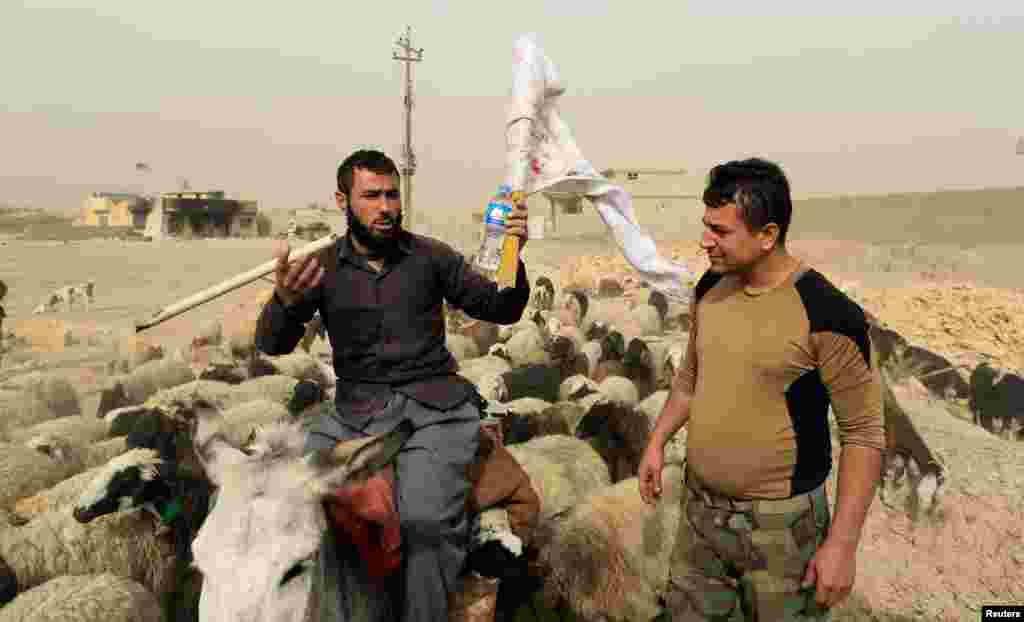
[{"xmin": 2, "ymin": 1, "xmax": 1022, "ymax": 219}]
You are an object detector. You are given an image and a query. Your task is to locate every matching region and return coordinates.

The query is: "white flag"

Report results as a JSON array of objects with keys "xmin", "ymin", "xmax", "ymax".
[{"xmin": 504, "ymin": 33, "xmax": 695, "ymax": 303}]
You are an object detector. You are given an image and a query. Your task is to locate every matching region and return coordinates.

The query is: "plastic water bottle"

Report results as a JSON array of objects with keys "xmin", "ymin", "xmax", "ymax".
[{"xmin": 473, "ymin": 185, "xmax": 514, "ymax": 277}]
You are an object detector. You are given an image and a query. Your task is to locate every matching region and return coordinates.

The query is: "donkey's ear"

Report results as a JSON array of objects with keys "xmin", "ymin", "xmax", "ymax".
[
  {"xmin": 192, "ymin": 399, "xmax": 246, "ymax": 486},
  {"xmin": 311, "ymin": 419, "xmax": 414, "ymax": 495}
]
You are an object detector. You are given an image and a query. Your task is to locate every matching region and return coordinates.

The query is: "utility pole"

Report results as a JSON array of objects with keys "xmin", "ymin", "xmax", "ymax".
[{"xmin": 393, "ymin": 26, "xmax": 423, "ymax": 232}]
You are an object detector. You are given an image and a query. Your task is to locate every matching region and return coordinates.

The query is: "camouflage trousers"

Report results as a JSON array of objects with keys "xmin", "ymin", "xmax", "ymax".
[{"xmin": 664, "ymin": 466, "xmax": 832, "ymax": 621}]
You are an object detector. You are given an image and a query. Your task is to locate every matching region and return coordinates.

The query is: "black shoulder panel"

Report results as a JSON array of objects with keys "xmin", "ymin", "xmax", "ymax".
[
  {"xmin": 693, "ymin": 270, "xmax": 725, "ymax": 304},
  {"xmin": 793, "ymin": 269, "xmax": 871, "ymax": 366}
]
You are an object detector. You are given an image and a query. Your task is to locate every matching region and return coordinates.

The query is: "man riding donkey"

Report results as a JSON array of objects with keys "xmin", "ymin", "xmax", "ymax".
[{"xmin": 255, "ymin": 149, "xmax": 534, "ymax": 622}]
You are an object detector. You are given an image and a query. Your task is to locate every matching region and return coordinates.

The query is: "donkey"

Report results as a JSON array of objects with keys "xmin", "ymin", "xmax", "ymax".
[{"xmin": 188, "ymin": 400, "xmax": 414, "ymax": 622}]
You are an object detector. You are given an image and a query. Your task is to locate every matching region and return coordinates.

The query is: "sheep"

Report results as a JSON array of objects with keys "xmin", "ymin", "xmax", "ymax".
[
  {"xmin": 597, "ymin": 375, "xmax": 640, "ymax": 407},
  {"xmin": 70, "ymin": 448, "xmax": 175, "ymax": 524},
  {"xmin": 95, "ymin": 354, "xmax": 196, "ymax": 418},
  {"xmin": 12, "ymin": 465, "xmax": 112, "ymax": 523},
  {"xmin": 592, "ymin": 331, "xmax": 627, "ymax": 383},
  {"xmin": 622, "ymin": 337, "xmax": 657, "ymax": 401},
  {"xmin": 0, "ymin": 373, "xmax": 80, "ymax": 433},
  {"xmin": 498, "ymin": 364, "xmax": 563, "ymax": 404},
  {"xmin": 0, "ymin": 486, "xmax": 178, "ymax": 602},
  {"xmin": 575, "ymin": 399, "xmax": 652, "ymax": 482},
  {"xmin": 499, "ymin": 403, "xmax": 575, "ymax": 446},
  {"xmin": 81, "ymin": 398, "xmax": 294, "ymax": 527},
  {"xmin": 7, "ymin": 415, "xmax": 109, "ymax": 446},
  {"xmin": 504, "ymin": 323, "xmax": 551, "ymax": 368},
  {"xmin": 216, "ymin": 399, "xmax": 292, "ymax": 447},
  {"xmin": 880, "ymin": 374, "xmax": 945, "ymax": 516},
  {"xmin": 457, "ymin": 318, "xmax": 501, "ymax": 356},
  {"xmin": 138, "ymin": 375, "xmax": 301, "ymax": 419},
  {"xmin": 614, "ymin": 305, "xmax": 664, "ymax": 344},
  {"xmin": 0, "ymin": 573, "xmax": 163, "ymax": 622},
  {"xmin": 456, "ymin": 354, "xmax": 512, "ymax": 386},
  {"xmin": 579, "ymin": 340, "xmax": 603, "ymax": 377},
  {"xmin": 538, "ymin": 462, "xmax": 686, "ymax": 622},
  {"xmin": 559, "ymin": 374, "xmax": 600, "ymax": 403},
  {"xmin": 496, "ymin": 310, "xmax": 544, "ymax": 344},
  {"xmin": 505, "ymin": 435, "xmax": 611, "ymax": 524},
  {"xmin": 224, "ymin": 316, "xmax": 259, "ymax": 362},
  {"xmin": 106, "ymin": 335, "xmax": 164, "ymax": 376},
  {"xmin": 0, "ymin": 444, "xmax": 82, "ymax": 511},
  {"xmin": 177, "ymin": 342, "xmax": 249, "ymax": 385},
  {"xmin": 194, "ymin": 319, "xmax": 223, "ymax": 347},
  {"xmin": 661, "ymin": 340, "xmax": 688, "ymax": 390},
  {"xmin": 249, "ymin": 351, "xmax": 330, "ymax": 386},
  {"xmin": 446, "ymin": 333, "xmax": 480, "ymax": 362},
  {"xmin": 23, "ymin": 436, "xmax": 127, "ymax": 475},
  {"xmin": 530, "ymin": 276, "xmax": 556, "ymax": 311},
  {"xmin": 639, "ymin": 336, "xmax": 671, "ymax": 389},
  {"xmin": 635, "ymin": 390, "xmax": 687, "ymax": 465}
]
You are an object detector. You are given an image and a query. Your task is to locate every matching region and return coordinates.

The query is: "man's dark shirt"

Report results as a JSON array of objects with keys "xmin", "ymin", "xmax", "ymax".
[{"xmin": 254, "ymin": 230, "xmax": 530, "ymax": 420}]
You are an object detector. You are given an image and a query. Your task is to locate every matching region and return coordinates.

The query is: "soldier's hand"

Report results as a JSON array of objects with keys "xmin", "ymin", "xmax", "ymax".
[
  {"xmin": 638, "ymin": 443, "xmax": 665, "ymax": 505},
  {"xmin": 273, "ymin": 239, "xmax": 325, "ymax": 307}
]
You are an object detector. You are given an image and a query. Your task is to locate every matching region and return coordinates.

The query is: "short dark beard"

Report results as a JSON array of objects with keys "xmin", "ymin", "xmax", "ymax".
[{"xmin": 346, "ymin": 205, "xmax": 402, "ymax": 258}]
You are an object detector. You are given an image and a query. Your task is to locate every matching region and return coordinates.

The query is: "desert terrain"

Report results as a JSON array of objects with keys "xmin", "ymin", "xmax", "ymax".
[{"xmin": 1, "ymin": 198, "xmax": 1022, "ymax": 621}]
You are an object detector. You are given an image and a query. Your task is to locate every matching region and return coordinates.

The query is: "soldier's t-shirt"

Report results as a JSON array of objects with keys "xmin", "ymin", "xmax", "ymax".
[{"xmin": 677, "ymin": 262, "xmax": 886, "ymax": 499}]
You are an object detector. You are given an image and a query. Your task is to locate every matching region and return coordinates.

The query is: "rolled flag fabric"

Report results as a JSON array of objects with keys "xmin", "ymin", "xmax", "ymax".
[{"xmin": 504, "ymin": 33, "xmax": 695, "ymax": 303}]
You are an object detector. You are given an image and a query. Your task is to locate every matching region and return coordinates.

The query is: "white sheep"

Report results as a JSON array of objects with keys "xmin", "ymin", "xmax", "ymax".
[
  {"xmin": 0, "ymin": 373, "xmax": 80, "ymax": 434},
  {"xmin": 0, "ymin": 572, "xmax": 163, "ymax": 622},
  {"xmin": 217, "ymin": 399, "xmax": 291, "ymax": 447},
  {"xmin": 96, "ymin": 354, "xmax": 196, "ymax": 417},
  {"xmin": 559, "ymin": 374, "xmax": 599, "ymax": 403},
  {"xmin": 579, "ymin": 340, "xmax": 603, "ymax": 378},
  {"xmin": 106, "ymin": 336, "xmax": 164, "ymax": 376},
  {"xmin": 23, "ymin": 436, "xmax": 127, "ymax": 475},
  {"xmin": 636, "ymin": 390, "xmax": 686, "ymax": 464},
  {"xmin": 540, "ymin": 462, "xmax": 686, "ymax": 622},
  {"xmin": 504, "ymin": 324, "xmax": 551, "ymax": 368},
  {"xmin": 12, "ymin": 465, "xmax": 109, "ymax": 522},
  {"xmin": 456, "ymin": 354, "xmax": 512, "ymax": 387},
  {"xmin": 446, "ymin": 333, "xmax": 480, "ymax": 362},
  {"xmin": 597, "ymin": 375, "xmax": 640, "ymax": 407},
  {"xmin": 505, "ymin": 435, "xmax": 611, "ymax": 523},
  {"xmin": 251, "ymin": 351, "xmax": 330, "ymax": 386},
  {"xmin": 0, "ymin": 487, "xmax": 177, "ymax": 599},
  {"xmin": 7, "ymin": 415, "xmax": 109, "ymax": 446},
  {"xmin": 661, "ymin": 340, "xmax": 688, "ymax": 388},
  {"xmin": 0, "ymin": 443, "xmax": 82, "ymax": 511},
  {"xmin": 138, "ymin": 375, "xmax": 300, "ymax": 419}
]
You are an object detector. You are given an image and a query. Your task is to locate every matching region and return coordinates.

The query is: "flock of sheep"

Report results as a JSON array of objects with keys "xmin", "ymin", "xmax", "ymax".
[{"xmin": 0, "ymin": 269, "xmax": 987, "ymax": 622}]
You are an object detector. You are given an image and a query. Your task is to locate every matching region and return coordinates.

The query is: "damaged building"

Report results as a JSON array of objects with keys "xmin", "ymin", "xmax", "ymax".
[{"xmin": 81, "ymin": 190, "xmax": 260, "ymax": 239}]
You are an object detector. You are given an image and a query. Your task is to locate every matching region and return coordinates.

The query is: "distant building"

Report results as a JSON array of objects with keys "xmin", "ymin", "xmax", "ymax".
[
  {"xmin": 80, "ymin": 192, "xmax": 151, "ymax": 228},
  {"xmin": 81, "ymin": 190, "xmax": 260, "ymax": 239}
]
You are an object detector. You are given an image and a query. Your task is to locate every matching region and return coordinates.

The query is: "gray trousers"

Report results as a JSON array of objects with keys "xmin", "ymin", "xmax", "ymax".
[{"xmin": 305, "ymin": 393, "xmax": 481, "ymax": 622}]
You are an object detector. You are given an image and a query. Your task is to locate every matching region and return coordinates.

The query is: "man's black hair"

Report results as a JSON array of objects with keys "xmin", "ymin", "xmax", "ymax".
[
  {"xmin": 702, "ymin": 158, "xmax": 793, "ymax": 246},
  {"xmin": 336, "ymin": 150, "xmax": 401, "ymax": 197}
]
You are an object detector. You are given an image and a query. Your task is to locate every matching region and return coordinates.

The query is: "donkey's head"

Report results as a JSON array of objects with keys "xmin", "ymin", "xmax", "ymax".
[{"xmin": 189, "ymin": 399, "xmax": 413, "ymax": 622}]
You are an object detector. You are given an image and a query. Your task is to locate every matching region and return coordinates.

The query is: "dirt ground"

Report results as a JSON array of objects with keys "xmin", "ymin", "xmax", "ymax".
[{"xmin": 1, "ymin": 213, "xmax": 1022, "ymax": 619}]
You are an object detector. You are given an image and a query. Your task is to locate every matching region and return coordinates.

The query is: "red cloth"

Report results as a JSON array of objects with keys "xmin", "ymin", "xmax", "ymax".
[{"xmin": 324, "ymin": 465, "xmax": 402, "ymax": 586}]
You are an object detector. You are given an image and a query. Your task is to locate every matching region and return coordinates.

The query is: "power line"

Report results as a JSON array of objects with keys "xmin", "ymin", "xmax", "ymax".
[{"xmin": 393, "ymin": 26, "xmax": 423, "ymax": 232}]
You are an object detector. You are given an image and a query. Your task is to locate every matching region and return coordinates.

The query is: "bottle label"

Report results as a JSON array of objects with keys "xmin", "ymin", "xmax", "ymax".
[{"xmin": 484, "ymin": 201, "xmax": 512, "ymax": 227}]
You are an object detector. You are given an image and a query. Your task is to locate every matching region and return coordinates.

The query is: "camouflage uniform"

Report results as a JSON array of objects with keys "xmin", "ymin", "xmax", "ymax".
[{"xmin": 665, "ymin": 465, "xmax": 833, "ymax": 621}]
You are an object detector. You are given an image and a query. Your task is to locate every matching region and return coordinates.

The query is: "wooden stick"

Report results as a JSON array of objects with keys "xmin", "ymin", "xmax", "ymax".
[{"xmin": 135, "ymin": 233, "xmax": 339, "ymax": 333}]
